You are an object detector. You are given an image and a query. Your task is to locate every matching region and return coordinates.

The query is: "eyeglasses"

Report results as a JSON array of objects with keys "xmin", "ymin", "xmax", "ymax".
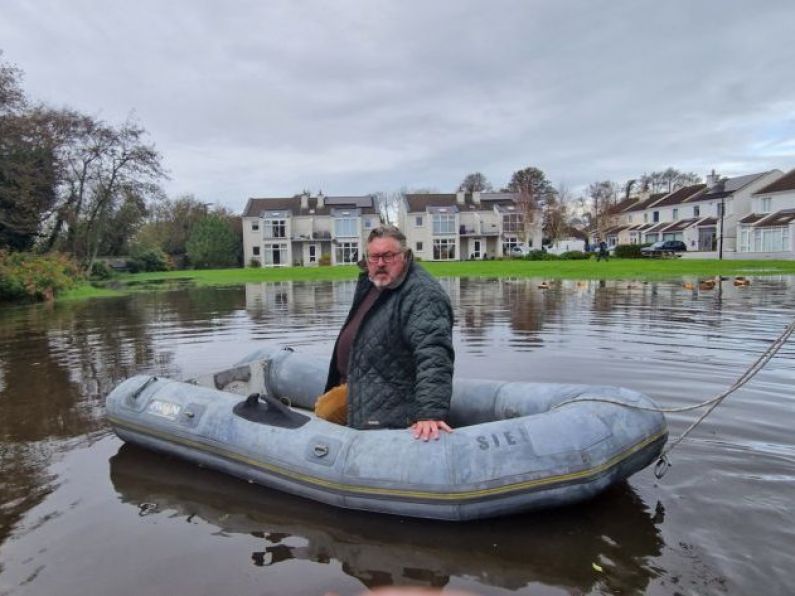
[{"xmin": 366, "ymin": 251, "xmax": 403, "ymax": 264}]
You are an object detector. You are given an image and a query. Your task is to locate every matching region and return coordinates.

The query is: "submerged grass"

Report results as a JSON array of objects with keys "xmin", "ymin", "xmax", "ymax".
[{"xmin": 64, "ymin": 258, "xmax": 795, "ymax": 301}]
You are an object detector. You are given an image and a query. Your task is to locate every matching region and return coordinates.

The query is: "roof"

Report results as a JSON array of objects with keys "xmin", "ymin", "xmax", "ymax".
[
  {"xmin": 604, "ymin": 225, "xmax": 628, "ymax": 235},
  {"xmin": 608, "ymin": 197, "xmax": 638, "ymax": 214},
  {"xmin": 663, "ymin": 217, "xmax": 700, "ymax": 232},
  {"xmin": 242, "ymin": 195, "xmax": 377, "ymax": 217},
  {"xmin": 754, "ymin": 169, "xmax": 795, "ymax": 195},
  {"xmin": 739, "ymin": 213, "xmax": 766, "ymax": 225},
  {"xmin": 754, "ymin": 208, "xmax": 795, "ymax": 227},
  {"xmin": 654, "ymin": 184, "xmax": 706, "ymax": 206},
  {"xmin": 688, "ymin": 172, "xmax": 769, "ymax": 202},
  {"xmin": 697, "ymin": 217, "xmax": 718, "ymax": 226},
  {"xmin": 623, "ymin": 193, "xmax": 667, "ymax": 212},
  {"xmin": 644, "ymin": 222, "xmax": 672, "ymax": 233},
  {"xmin": 404, "ymin": 192, "xmax": 518, "ymax": 213}
]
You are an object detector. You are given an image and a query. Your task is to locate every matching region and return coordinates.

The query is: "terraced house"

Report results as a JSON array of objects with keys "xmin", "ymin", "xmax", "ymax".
[
  {"xmin": 604, "ymin": 168, "xmax": 790, "ymax": 258},
  {"xmin": 398, "ymin": 191, "xmax": 543, "ymax": 261},
  {"xmin": 242, "ymin": 192, "xmax": 381, "ymax": 267}
]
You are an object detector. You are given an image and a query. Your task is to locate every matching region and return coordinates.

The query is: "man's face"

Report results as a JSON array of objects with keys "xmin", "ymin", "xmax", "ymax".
[{"xmin": 366, "ymin": 237, "xmax": 406, "ymax": 288}]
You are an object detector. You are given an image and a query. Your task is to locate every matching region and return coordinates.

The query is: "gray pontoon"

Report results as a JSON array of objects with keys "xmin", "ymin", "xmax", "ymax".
[{"xmin": 105, "ymin": 347, "xmax": 667, "ymax": 520}]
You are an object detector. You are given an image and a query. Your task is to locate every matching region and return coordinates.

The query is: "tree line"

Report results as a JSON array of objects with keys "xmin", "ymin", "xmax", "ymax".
[{"xmin": 0, "ymin": 50, "xmax": 241, "ymax": 289}]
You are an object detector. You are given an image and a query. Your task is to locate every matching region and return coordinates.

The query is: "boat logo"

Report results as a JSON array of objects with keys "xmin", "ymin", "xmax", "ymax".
[
  {"xmin": 476, "ymin": 425, "xmax": 532, "ymax": 450},
  {"xmin": 147, "ymin": 399, "xmax": 182, "ymax": 420}
]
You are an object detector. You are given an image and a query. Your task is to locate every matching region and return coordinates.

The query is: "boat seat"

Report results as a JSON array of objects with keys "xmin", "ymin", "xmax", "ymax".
[{"xmin": 233, "ymin": 393, "xmax": 310, "ymax": 429}]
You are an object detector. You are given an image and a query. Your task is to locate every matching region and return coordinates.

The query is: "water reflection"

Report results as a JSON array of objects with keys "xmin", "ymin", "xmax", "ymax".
[
  {"xmin": 110, "ymin": 444, "xmax": 663, "ymax": 593},
  {"xmin": 1, "ymin": 276, "xmax": 794, "ymax": 594}
]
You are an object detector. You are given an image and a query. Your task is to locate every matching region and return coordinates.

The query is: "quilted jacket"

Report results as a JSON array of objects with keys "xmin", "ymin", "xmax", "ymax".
[{"xmin": 325, "ymin": 254, "xmax": 455, "ymax": 430}]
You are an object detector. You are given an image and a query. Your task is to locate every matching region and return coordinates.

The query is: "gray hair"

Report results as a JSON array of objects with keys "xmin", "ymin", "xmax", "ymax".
[{"xmin": 367, "ymin": 224, "xmax": 407, "ymax": 250}]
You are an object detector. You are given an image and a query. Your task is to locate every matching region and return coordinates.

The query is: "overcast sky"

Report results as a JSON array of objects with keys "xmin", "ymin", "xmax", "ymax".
[{"xmin": 3, "ymin": 0, "xmax": 795, "ymax": 211}]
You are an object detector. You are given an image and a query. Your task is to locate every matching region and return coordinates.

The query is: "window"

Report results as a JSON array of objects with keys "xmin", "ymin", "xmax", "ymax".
[
  {"xmin": 693, "ymin": 205, "xmax": 700, "ymax": 217},
  {"xmin": 308, "ymin": 245, "xmax": 317, "ymax": 263},
  {"xmin": 432, "ymin": 213, "xmax": 455, "ymax": 235},
  {"xmin": 672, "ymin": 208, "xmax": 679, "ymax": 220},
  {"xmin": 645, "ymin": 233, "xmax": 659, "ymax": 243},
  {"xmin": 263, "ymin": 243, "xmax": 288, "ymax": 266},
  {"xmin": 754, "ymin": 227, "xmax": 789, "ymax": 252},
  {"xmin": 643, "ymin": 213, "xmax": 649, "ymax": 223},
  {"xmin": 502, "ymin": 213, "xmax": 523, "ymax": 233},
  {"xmin": 364, "ymin": 218, "xmax": 372, "ymax": 228},
  {"xmin": 251, "ymin": 221, "xmax": 259, "ymax": 231},
  {"xmin": 739, "ymin": 227, "xmax": 751, "ymax": 252},
  {"xmin": 653, "ymin": 211, "xmax": 660, "ymax": 223},
  {"xmin": 502, "ymin": 236, "xmax": 519, "ymax": 255},
  {"xmin": 335, "ymin": 241, "xmax": 359, "ymax": 263},
  {"xmin": 717, "ymin": 202, "xmax": 724, "ymax": 217},
  {"xmin": 334, "ymin": 217, "xmax": 358, "ymax": 237},
  {"xmin": 726, "ymin": 198, "xmax": 734, "ymax": 216},
  {"xmin": 627, "ymin": 214, "xmax": 633, "ymax": 224},
  {"xmin": 433, "ymin": 238, "xmax": 456, "ymax": 260},
  {"xmin": 760, "ymin": 197, "xmax": 772, "ymax": 213},
  {"xmin": 415, "ymin": 216, "xmax": 423, "ymax": 227},
  {"xmin": 264, "ymin": 219, "xmax": 286, "ymax": 239},
  {"xmin": 416, "ymin": 241, "xmax": 423, "ymax": 252},
  {"xmin": 252, "ymin": 246, "xmax": 260, "ymax": 256}
]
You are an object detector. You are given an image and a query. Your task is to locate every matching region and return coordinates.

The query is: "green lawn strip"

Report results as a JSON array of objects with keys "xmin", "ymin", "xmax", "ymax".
[{"xmin": 68, "ymin": 259, "xmax": 795, "ymax": 301}]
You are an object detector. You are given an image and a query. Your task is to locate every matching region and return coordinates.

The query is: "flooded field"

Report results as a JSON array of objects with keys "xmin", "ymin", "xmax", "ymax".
[{"xmin": 1, "ymin": 277, "xmax": 793, "ymax": 595}]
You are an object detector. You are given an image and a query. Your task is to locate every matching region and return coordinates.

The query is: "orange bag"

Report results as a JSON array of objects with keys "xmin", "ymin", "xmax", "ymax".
[{"xmin": 314, "ymin": 384, "xmax": 348, "ymax": 425}]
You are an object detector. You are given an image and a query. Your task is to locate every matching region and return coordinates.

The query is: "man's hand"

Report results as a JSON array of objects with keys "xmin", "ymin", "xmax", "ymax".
[{"xmin": 410, "ymin": 420, "xmax": 453, "ymax": 441}]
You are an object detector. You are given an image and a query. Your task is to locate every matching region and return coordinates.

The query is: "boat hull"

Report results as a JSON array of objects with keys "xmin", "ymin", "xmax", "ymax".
[{"xmin": 106, "ymin": 348, "xmax": 667, "ymax": 520}]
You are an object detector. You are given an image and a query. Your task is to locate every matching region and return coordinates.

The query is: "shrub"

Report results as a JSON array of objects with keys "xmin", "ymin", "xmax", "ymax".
[
  {"xmin": 525, "ymin": 250, "xmax": 560, "ymax": 261},
  {"xmin": 128, "ymin": 245, "xmax": 171, "ymax": 273},
  {"xmin": 185, "ymin": 215, "xmax": 240, "ymax": 269},
  {"xmin": 559, "ymin": 250, "xmax": 590, "ymax": 260},
  {"xmin": 248, "ymin": 258, "xmax": 262, "ymax": 268},
  {"xmin": 614, "ymin": 244, "xmax": 646, "ymax": 259},
  {"xmin": 318, "ymin": 254, "xmax": 332, "ymax": 266},
  {"xmin": 90, "ymin": 261, "xmax": 113, "ymax": 280},
  {"xmin": 0, "ymin": 251, "xmax": 83, "ymax": 302}
]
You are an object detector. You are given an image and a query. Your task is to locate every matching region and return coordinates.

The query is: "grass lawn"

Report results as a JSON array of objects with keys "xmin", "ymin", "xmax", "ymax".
[{"xmin": 61, "ymin": 257, "xmax": 795, "ymax": 302}]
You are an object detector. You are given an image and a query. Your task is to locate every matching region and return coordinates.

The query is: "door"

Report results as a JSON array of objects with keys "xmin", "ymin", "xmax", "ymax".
[{"xmin": 473, "ymin": 240, "xmax": 481, "ymax": 259}]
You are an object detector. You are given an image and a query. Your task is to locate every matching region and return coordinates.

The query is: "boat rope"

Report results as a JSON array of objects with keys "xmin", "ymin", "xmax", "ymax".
[{"xmin": 553, "ymin": 319, "xmax": 795, "ymax": 478}]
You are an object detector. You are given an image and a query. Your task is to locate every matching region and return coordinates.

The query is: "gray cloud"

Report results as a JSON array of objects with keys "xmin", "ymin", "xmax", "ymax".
[{"xmin": 2, "ymin": 0, "xmax": 794, "ymax": 210}]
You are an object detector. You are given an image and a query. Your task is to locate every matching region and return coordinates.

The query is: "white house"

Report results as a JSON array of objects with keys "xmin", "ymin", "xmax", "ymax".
[
  {"xmin": 242, "ymin": 192, "xmax": 381, "ymax": 267},
  {"xmin": 398, "ymin": 191, "xmax": 543, "ymax": 261},
  {"xmin": 738, "ymin": 169, "xmax": 795, "ymax": 258}
]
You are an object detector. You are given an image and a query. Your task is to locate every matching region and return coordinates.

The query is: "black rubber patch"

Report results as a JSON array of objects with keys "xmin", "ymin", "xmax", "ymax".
[
  {"xmin": 233, "ymin": 393, "xmax": 310, "ymax": 429},
  {"xmin": 214, "ymin": 365, "xmax": 251, "ymax": 390}
]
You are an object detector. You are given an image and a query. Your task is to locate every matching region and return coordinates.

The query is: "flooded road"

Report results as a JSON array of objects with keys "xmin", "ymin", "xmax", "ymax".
[{"xmin": 1, "ymin": 277, "xmax": 793, "ymax": 594}]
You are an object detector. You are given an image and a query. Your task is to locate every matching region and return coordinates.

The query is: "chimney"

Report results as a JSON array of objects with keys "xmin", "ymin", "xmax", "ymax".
[
  {"xmin": 473, "ymin": 191, "xmax": 481, "ymax": 205},
  {"xmin": 300, "ymin": 191, "xmax": 309, "ymax": 210},
  {"xmin": 316, "ymin": 190, "xmax": 325, "ymax": 209},
  {"xmin": 706, "ymin": 169, "xmax": 719, "ymax": 189},
  {"xmin": 456, "ymin": 191, "xmax": 465, "ymax": 205}
]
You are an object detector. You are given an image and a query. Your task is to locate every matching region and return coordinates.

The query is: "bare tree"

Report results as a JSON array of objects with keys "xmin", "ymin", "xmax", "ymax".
[
  {"xmin": 640, "ymin": 168, "xmax": 702, "ymax": 194},
  {"xmin": 587, "ymin": 180, "xmax": 619, "ymax": 238},
  {"xmin": 544, "ymin": 183, "xmax": 571, "ymax": 243},
  {"xmin": 457, "ymin": 172, "xmax": 493, "ymax": 193},
  {"xmin": 505, "ymin": 166, "xmax": 554, "ymax": 244}
]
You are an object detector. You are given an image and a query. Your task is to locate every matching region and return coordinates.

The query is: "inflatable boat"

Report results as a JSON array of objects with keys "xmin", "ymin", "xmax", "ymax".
[{"xmin": 105, "ymin": 347, "xmax": 667, "ymax": 520}]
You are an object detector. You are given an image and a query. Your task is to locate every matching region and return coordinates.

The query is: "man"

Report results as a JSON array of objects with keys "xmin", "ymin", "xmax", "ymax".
[
  {"xmin": 317, "ymin": 225, "xmax": 454, "ymax": 441},
  {"xmin": 596, "ymin": 240, "xmax": 609, "ymax": 262}
]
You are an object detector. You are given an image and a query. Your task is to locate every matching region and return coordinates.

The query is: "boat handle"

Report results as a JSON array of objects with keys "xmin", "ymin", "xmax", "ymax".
[{"xmin": 313, "ymin": 443, "xmax": 329, "ymax": 458}]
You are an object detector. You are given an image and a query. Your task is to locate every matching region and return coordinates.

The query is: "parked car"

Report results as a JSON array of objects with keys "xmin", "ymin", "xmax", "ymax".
[
  {"xmin": 640, "ymin": 240, "xmax": 687, "ymax": 257},
  {"xmin": 507, "ymin": 244, "xmax": 531, "ymax": 257}
]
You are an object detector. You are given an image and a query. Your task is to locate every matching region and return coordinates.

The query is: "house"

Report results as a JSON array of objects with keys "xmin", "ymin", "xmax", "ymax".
[
  {"xmin": 738, "ymin": 168, "xmax": 795, "ymax": 258},
  {"xmin": 241, "ymin": 192, "xmax": 381, "ymax": 267},
  {"xmin": 398, "ymin": 191, "xmax": 543, "ymax": 260},
  {"xmin": 607, "ymin": 169, "xmax": 787, "ymax": 257}
]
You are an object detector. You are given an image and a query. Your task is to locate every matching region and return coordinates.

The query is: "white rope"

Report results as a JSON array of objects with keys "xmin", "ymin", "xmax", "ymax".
[{"xmin": 552, "ymin": 319, "xmax": 795, "ymax": 476}]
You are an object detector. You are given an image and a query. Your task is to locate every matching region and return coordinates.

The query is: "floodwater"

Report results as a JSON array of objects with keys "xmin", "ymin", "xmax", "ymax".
[{"xmin": 1, "ymin": 276, "xmax": 793, "ymax": 595}]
